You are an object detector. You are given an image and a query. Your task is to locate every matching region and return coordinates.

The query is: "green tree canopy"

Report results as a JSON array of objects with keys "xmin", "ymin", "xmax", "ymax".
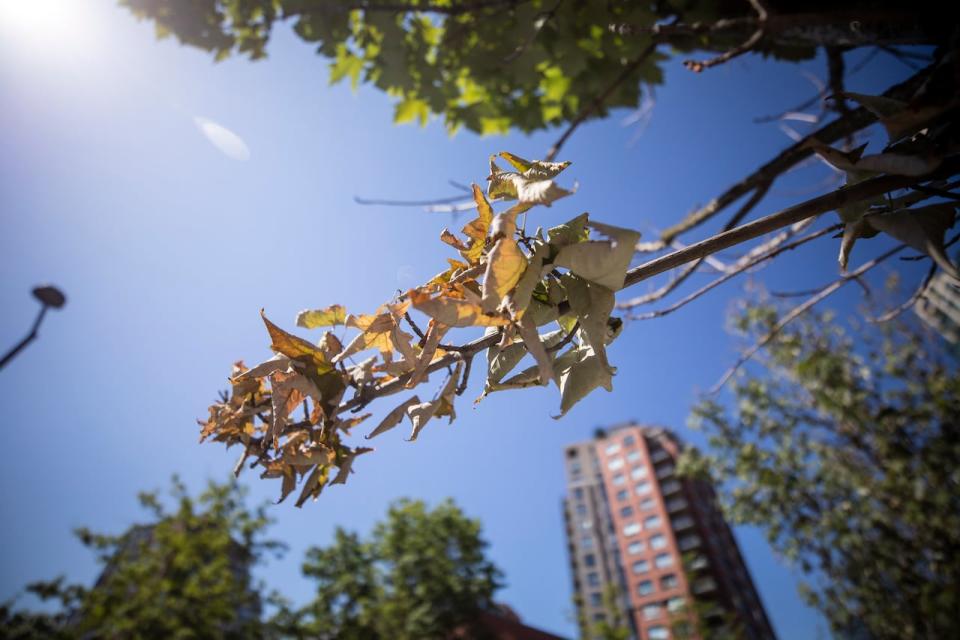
[
  {"xmin": 120, "ymin": 0, "xmax": 949, "ymax": 135},
  {"xmin": 1, "ymin": 478, "xmax": 281, "ymax": 639},
  {"xmin": 680, "ymin": 298, "xmax": 960, "ymax": 639},
  {"xmin": 283, "ymin": 497, "xmax": 503, "ymax": 639}
]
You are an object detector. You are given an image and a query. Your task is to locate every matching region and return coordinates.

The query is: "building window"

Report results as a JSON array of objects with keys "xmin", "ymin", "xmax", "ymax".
[
  {"xmin": 636, "ymin": 580, "xmax": 654, "ymax": 596},
  {"xmin": 661, "ymin": 480, "xmax": 681, "ymax": 494},
  {"xmin": 613, "ymin": 473, "xmax": 626, "ymax": 486},
  {"xmin": 642, "ymin": 604, "xmax": 662, "ymax": 620},
  {"xmin": 635, "ymin": 481, "xmax": 651, "ymax": 496},
  {"xmin": 650, "ymin": 448, "xmax": 671, "ymax": 463},
  {"xmin": 576, "ymin": 504, "xmax": 587, "ymax": 517},
  {"xmin": 581, "ymin": 520, "xmax": 593, "ymax": 530},
  {"xmin": 593, "ymin": 613, "xmax": 606, "ymax": 622},
  {"xmin": 644, "ymin": 515, "xmax": 662, "ymax": 530},
  {"xmin": 654, "ymin": 553, "xmax": 673, "ymax": 569},
  {"xmin": 573, "ymin": 487, "xmax": 584, "ymax": 500},
  {"xmin": 660, "ymin": 574, "xmax": 678, "ymax": 590},
  {"xmin": 570, "ymin": 462, "xmax": 582, "ymax": 476},
  {"xmin": 648, "ymin": 625, "xmax": 669, "ymax": 640},
  {"xmin": 620, "ymin": 506, "xmax": 635, "ymax": 518},
  {"xmin": 622, "ymin": 522, "xmax": 641, "ymax": 536},
  {"xmin": 587, "ymin": 572, "xmax": 600, "ymax": 587},
  {"xmin": 608, "ymin": 458, "xmax": 625, "ymax": 471},
  {"xmin": 678, "ymin": 534, "xmax": 701, "ymax": 551},
  {"xmin": 605, "ymin": 443, "xmax": 621, "ymax": 455},
  {"xmin": 631, "ymin": 465, "xmax": 648, "ymax": 480},
  {"xmin": 692, "ymin": 577, "xmax": 717, "ymax": 594},
  {"xmin": 650, "ymin": 534, "xmax": 666, "ymax": 550},
  {"xmin": 667, "ymin": 597, "xmax": 686, "ymax": 613},
  {"xmin": 616, "ymin": 489, "xmax": 629, "ymax": 501},
  {"xmin": 632, "ymin": 559, "xmax": 650, "ymax": 574},
  {"xmin": 640, "ymin": 498, "xmax": 655, "ymax": 510},
  {"xmin": 627, "ymin": 540, "xmax": 645, "ymax": 554},
  {"xmin": 584, "ymin": 553, "xmax": 596, "ymax": 568},
  {"xmin": 656, "ymin": 464, "xmax": 675, "ymax": 479},
  {"xmin": 665, "ymin": 497, "xmax": 687, "ymax": 512},
  {"xmin": 672, "ymin": 515, "xmax": 694, "ymax": 530},
  {"xmin": 590, "ymin": 592, "xmax": 603, "ymax": 607},
  {"xmin": 581, "ymin": 535, "xmax": 594, "ymax": 549},
  {"xmin": 626, "ymin": 450, "xmax": 641, "ymax": 462},
  {"xmin": 623, "ymin": 435, "xmax": 636, "ymax": 447},
  {"xmin": 689, "ymin": 556, "xmax": 708, "ymax": 570}
]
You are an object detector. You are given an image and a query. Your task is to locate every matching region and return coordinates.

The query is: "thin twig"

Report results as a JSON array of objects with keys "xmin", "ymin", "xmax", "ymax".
[
  {"xmin": 656, "ymin": 63, "xmax": 935, "ymax": 245},
  {"xmin": 354, "ymin": 193, "xmax": 471, "ymax": 207},
  {"xmin": 866, "ymin": 263, "xmax": 937, "ymax": 323},
  {"xmin": 711, "ymin": 242, "xmax": 908, "ymax": 393},
  {"xmin": 546, "ymin": 322, "xmax": 579, "ymax": 353},
  {"xmin": 455, "ymin": 353, "xmax": 473, "ymax": 396},
  {"xmin": 910, "ymin": 185, "xmax": 960, "ymax": 202},
  {"xmin": 404, "ymin": 312, "xmax": 426, "ymax": 340},
  {"xmin": 544, "ymin": 40, "xmax": 659, "ymax": 161},
  {"xmin": 627, "ymin": 224, "xmax": 840, "ymax": 319},
  {"xmin": 683, "ymin": 0, "xmax": 768, "ymax": 72}
]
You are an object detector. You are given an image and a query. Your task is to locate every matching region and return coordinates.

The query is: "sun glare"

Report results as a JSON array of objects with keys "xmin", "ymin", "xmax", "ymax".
[{"xmin": 0, "ymin": 0, "xmax": 102, "ymax": 59}]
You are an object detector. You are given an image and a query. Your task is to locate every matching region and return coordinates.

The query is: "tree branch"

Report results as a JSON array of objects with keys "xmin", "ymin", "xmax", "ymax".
[
  {"xmin": 335, "ymin": 161, "xmax": 956, "ymax": 416},
  {"xmin": 625, "ymin": 223, "xmax": 841, "ymax": 319},
  {"xmin": 655, "ymin": 62, "xmax": 935, "ymax": 245}
]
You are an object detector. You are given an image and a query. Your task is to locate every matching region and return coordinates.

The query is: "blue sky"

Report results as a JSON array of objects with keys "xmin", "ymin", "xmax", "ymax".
[{"xmin": 0, "ymin": 2, "xmax": 930, "ymax": 638}]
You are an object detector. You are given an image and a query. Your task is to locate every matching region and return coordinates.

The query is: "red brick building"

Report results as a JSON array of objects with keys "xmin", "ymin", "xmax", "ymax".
[{"xmin": 563, "ymin": 423, "xmax": 776, "ymax": 640}]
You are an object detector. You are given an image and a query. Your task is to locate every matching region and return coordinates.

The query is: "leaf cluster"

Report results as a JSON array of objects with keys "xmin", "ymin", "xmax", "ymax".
[
  {"xmin": 119, "ymin": 0, "xmax": 799, "ymax": 134},
  {"xmin": 200, "ymin": 153, "xmax": 640, "ymax": 507}
]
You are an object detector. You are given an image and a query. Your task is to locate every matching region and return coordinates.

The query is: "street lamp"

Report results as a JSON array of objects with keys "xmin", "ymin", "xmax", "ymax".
[{"xmin": 0, "ymin": 285, "xmax": 67, "ymax": 370}]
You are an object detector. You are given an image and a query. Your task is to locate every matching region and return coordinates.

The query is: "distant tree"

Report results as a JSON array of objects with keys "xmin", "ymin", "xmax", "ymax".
[
  {"xmin": 282, "ymin": 498, "xmax": 503, "ymax": 639},
  {"xmin": 680, "ymin": 298, "xmax": 960, "ymax": 639},
  {"xmin": 0, "ymin": 478, "xmax": 281, "ymax": 639}
]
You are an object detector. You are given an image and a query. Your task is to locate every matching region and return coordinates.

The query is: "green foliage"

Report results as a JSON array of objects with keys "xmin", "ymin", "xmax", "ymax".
[
  {"xmin": 119, "ymin": 0, "xmax": 809, "ymax": 134},
  {"xmin": 1, "ymin": 478, "xmax": 281, "ymax": 639},
  {"xmin": 282, "ymin": 498, "xmax": 503, "ymax": 639},
  {"xmin": 680, "ymin": 302, "xmax": 960, "ymax": 639}
]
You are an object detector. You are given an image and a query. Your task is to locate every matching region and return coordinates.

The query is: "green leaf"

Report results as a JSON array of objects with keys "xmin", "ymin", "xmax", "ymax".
[{"xmin": 394, "ymin": 97, "xmax": 430, "ymax": 125}]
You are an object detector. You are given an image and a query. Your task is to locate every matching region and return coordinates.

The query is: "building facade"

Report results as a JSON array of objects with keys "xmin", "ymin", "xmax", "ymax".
[{"xmin": 563, "ymin": 423, "xmax": 776, "ymax": 640}]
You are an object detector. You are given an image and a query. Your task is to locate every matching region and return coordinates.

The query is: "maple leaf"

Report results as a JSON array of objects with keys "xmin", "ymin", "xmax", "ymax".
[
  {"xmin": 481, "ymin": 236, "xmax": 526, "ymax": 312},
  {"xmin": 261, "ymin": 310, "xmax": 334, "ymax": 375},
  {"xmin": 296, "ymin": 304, "xmax": 347, "ymax": 329},
  {"xmin": 366, "ymin": 396, "xmax": 422, "ymax": 439},
  {"xmin": 331, "ymin": 447, "xmax": 374, "ymax": 485},
  {"xmin": 410, "ymin": 289, "xmax": 510, "ymax": 328},
  {"xmin": 553, "ymin": 219, "xmax": 641, "ymax": 291}
]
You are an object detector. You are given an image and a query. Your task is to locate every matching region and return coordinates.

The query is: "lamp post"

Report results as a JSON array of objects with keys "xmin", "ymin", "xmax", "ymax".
[{"xmin": 0, "ymin": 285, "xmax": 67, "ymax": 370}]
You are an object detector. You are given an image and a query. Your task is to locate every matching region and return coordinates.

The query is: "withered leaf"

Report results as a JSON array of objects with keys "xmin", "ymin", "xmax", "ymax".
[
  {"xmin": 410, "ymin": 289, "xmax": 510, "ymax": 328},
  {"xmin": 553, "ymin": 220, "xmax": 640, "ymax": 291},
  {"xmin": 407, "ymin": 319, "xmax": 448, "ymax": 388},
  {"xmin": 366, "ymin": 395, "xmax": 422, "ymax": 439},
  {"xmin": 517, "ymin": 314, "xmax": 556, "ymax": 386},
  {"xmin": 481, "ymin": 237, "xmax": 526, "ymax": 312},
  {"xmin": 262, "ymin": 311, "xmax": 334, "ymax": 374},
  {"xmin": 331, "ymin": 447, "xmax": 374, "ymax": 485},
  {"xmin": 233, "ymin": 354, "xmax": 290, "ymax": 381},
  {"xmin": 295, "ymin": 464, "xmax": 330, "ymax": 508},
  {"xmin": 868, "ymin": 204, "xmax": 958, "ymax": 279},
  {"xmin": 296, "ymin": 304, "xmax": 347, "ymax": 329},
  {"xmin": 555, "ymin": 346, "xmax": 614, "ymax": 418}
]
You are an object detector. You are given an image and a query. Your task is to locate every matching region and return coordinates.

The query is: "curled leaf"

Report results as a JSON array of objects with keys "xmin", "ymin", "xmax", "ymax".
[
  {"xmin": 366, "ymin": 395, "xmax": 422, "ymax": 439},
  {"xmin": 410, "ymin": 289, "xmax": 510, "ymax": 328},
  {"xmin": 481, "ymin": 237, "xmax": 526, "ymax": 312}
]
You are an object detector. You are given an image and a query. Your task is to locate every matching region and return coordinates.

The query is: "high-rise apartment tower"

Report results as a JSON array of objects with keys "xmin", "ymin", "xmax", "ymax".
[{"xmin": 562, "ymin": 423, "xmax": 776, "ymax": 640}]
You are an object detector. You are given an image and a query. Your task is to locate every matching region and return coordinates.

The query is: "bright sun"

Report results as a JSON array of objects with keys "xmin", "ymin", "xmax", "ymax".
[{"xmin": 0, "ymin": 0, "xmax": 102, "ymax": 59}]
